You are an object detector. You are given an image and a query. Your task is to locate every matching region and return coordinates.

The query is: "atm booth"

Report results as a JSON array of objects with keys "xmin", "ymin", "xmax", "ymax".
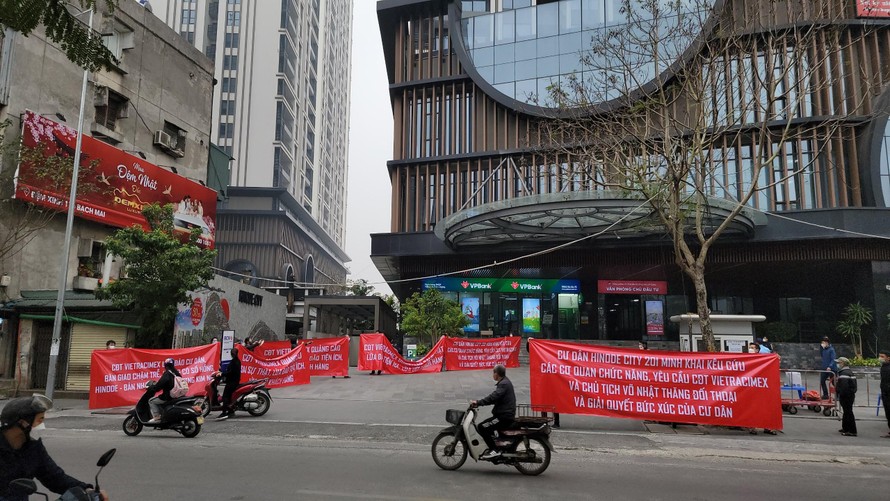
[{"xmin": 670, "ymin": 314, "xmax": 766, "ymax": 352}]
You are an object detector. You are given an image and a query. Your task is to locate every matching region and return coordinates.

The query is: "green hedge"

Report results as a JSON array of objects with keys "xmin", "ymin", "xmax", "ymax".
[{"xmin": 850, "ymin": 357, "xmax": 881, "ymax": 367}]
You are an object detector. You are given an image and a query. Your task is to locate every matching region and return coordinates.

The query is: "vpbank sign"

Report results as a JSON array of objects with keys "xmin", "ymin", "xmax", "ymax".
[{"xmin": 423, "ymin": 278, "xmax": 580, "ymax": 294}]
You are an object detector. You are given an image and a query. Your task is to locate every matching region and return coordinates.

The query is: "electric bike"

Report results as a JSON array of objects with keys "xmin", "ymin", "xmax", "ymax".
[
  {"xmin": 197, "ymin": 373, "xmax": 272, "ymax": 417},
  {"xmin": 122, "ymin": 381, "xmax": 204, "ymax": 438}
]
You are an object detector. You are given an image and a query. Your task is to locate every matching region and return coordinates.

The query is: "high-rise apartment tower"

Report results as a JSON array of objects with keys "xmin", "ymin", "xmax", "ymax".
[{"xmin": 152, "ymin": 0, "xmax": 352, "ymax": 248}]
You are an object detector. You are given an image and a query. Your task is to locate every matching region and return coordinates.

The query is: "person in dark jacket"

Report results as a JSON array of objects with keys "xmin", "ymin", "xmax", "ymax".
[
  {"xmin": 471, "ymin": 364, "xmax": 516, "ymax": 460},
  {"xmin": 0, "ymin": 395, "xmax": 107, "ymax": 501},
  {"xmin": 879, "ymin": 349, "xmax": 890, "ymax": 438},
  {"xmin": 216, "ymin": 347, "xmax": 242, "ymax": 420},
  {"xmin": 148, "ymin": 358, "xmax": 181, "ymax": 424},
  {"xmin": 835, "ymin": 357, "xmax": 857, "ymax": 437},
  {"xmin": 819, "ymin": 337, "xmax": 838, "ymax": 399}
]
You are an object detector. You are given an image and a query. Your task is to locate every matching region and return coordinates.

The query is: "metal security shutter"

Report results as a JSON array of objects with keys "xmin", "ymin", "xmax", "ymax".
[{"xmin": 66, "ymin": 324, "xmax": 124, "ymax": 391}]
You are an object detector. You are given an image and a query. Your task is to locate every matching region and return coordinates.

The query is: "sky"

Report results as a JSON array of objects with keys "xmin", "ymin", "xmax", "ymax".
[{"xmin": 344, "ymin": 1, "xmax": 395, "ymax": 296}]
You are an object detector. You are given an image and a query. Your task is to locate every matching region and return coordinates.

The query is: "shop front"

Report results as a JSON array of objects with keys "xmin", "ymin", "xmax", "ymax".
[
  {"xmin": 422, "ymin": 278, "xmax": 581, "ymax": 339},
  {"xmin": 596, "ymin": 280, "xmax": 668, "ymax": 342}
]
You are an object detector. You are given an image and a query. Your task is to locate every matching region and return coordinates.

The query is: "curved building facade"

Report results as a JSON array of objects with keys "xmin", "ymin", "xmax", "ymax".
[{"xmin": 373, "ymin": 0, "xmax": 890, "ymax": 348}]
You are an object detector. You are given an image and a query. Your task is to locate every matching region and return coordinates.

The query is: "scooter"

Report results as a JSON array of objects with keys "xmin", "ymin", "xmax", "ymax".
[
  {"xmin": 197, "ymin": 373, "xmax": 272, "ymax": 417},
  {"xmin": 431, "ymin": 405, "xmax": 555, "ymax": 476},
  {"xmin": 122, "ymin": 381, "xmax": 204, "ymax": 438},
  {"xmin": 9, "ymin": 448, "xmax": 115, "ymax": 500}
]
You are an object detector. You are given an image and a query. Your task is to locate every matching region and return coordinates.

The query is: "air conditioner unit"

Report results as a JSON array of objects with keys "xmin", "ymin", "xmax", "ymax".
[{"xmin": 153, "ymin": 130, "xmax": 172, "ymax": 148}]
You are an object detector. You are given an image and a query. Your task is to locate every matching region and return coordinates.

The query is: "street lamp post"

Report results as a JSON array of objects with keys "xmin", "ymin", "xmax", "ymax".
[{"xmin": 44, "ymin": 8, "xmax": 94, "ymax": 400}]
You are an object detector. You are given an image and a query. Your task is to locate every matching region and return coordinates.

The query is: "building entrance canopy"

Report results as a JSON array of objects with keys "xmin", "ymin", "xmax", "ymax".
[{"xmin": 434, "ymin": 190, "xmax": 767, "ymax": 249}]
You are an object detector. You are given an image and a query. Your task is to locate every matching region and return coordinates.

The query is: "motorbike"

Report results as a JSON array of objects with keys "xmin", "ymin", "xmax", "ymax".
[
  {"xmin": 9, "ymin": 448, "xmax": 115, "ymax": 501},
  {"xmin": 431, "ymin": 404, "xmax": 555, "ymax": 476},
  {"xmin": 197, "ymin": 373, "xmax": 272, "ymax": 417},
  {"xmin": 122, "ymin": 381, "xmax": 204, "ymax": 438}
]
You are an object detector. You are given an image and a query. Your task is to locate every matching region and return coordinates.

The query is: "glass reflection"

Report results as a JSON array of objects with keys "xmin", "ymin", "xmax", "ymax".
[{"xmin": 461, "ymin": 0, "xmax": 712, "ymax": 108}]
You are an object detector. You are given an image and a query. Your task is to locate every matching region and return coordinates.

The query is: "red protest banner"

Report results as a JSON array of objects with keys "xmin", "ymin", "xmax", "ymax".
[
  {"xmin": 17, "ymin": 111, "xmax": 217, "ymax": 248},
  {"xmin": 301, "ymin": 337, "xmax": 349, "ymax": 376},
  {"xmin": 358, "ymin": 333, "xmax": 445, "ymax": 374},
  {"xmin": 857, "ymin": 0, "xmax": 890, "ymax": 18},
  {"xmin": 255, "ymin": 340, "xmax": 294, "ymax": 359},
  {"xmin": 529, "ymin": 339, "xmax": 782, "ymax": 430},
  {"xmin": 89, "ymin": 344, "xmax": 220, "ymax": 409},
  {"xmin": 443, "ymin": 336, "xmax": 521, "ymax": 371},
  {"xmin": 237, "ymin": 344, "xmax": 309, "ymax": 388}
]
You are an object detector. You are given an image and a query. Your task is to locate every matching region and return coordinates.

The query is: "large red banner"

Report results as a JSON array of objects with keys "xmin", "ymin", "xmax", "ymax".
[
  {"xmin": 857, "ymin": 0, "xmax": 890, "ymax": 18},
  {"xmin": 358, "ymin": 333, "xmax": 445, "ymax": 374},
  {"xmin": 255, "ymin": 340, "xmax": 294, "ymax": 359},
  {"xmin": 443, "ymin": 337, "xmax": 521, "ymax": 371},
  {"xmin": 89, "ymin": 344, "xmax": 220, "ymax": 409},
  {"xmin": 17, "ymin": 111, "xmax": 217, "ymax": 248},
  {"xmin": 530, "ymin": 340, "xmax": 782, "ymax": 429},
  {"xmin": 237, "ymin": 343, "xmax": 309, "ymax": 388},
  {"xmin": 301, "ymin": 337, "xmax": 350, "ymax": 377}
]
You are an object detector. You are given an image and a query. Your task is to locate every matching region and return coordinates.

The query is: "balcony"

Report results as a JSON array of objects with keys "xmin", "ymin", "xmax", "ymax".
[{"xmin": 73, "ymin": 276, "xmax": 100, "ymax": 292}]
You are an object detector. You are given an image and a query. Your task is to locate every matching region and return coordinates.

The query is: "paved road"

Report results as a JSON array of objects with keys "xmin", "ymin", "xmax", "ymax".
[
  {"xmin": 7, "ymin": 367, "xmax": 889, "ymax": 499},
  {"xmin": 35, "ymin": 428, "xmax": 885, "ymax": 500}
]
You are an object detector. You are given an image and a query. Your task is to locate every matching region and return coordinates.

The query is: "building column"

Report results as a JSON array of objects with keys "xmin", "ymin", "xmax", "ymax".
[
  {"xmin": 871, "ymin": 261, "xmax": 890, "ymax": 353},
  {"xmin": 16, "ymin": 318, "xmax": 35, "ymax": 390}
]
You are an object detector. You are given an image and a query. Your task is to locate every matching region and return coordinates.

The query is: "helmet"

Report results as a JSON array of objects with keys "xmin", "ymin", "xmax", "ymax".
[
  {"xmin": 163, "ymin": 357, "xmax": 175, "ymax": 368},
  {"xmin": 0, "ymin": 394, "xmax": 53, "ymax": 430}
]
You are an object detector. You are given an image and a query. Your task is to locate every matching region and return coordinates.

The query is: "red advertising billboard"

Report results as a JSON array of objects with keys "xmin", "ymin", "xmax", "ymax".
[
  {"xmin": 857, "ymin": 0, "xmax": 890, "ymax": 17},
  {"xmin": 597, "ymin": 280, "xmax": 668, "ymax": 295},
  {"xmin": 529, "ymin": 339, "xmax": 782, "ymax": 429},
  {"xmin": 16, "ymin": 111, "xmax": 217, "ymax": 248}
]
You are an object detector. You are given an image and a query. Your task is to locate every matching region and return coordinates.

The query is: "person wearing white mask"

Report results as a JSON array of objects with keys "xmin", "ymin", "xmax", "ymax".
[{"xmin": 0, "ymin": 395, "xmax": 108, "ymax": 500}]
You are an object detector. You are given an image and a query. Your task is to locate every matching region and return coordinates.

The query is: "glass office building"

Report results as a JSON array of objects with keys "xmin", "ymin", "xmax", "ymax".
[{"xmin": 373, "ymin": 0, "xmax": 890, "ymax": 347}]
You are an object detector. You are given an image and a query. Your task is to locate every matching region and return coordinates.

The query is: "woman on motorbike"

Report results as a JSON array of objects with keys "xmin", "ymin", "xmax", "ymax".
[{"xmin": 147, "ymin": 358, "xmax": 181, "ymax": 424}]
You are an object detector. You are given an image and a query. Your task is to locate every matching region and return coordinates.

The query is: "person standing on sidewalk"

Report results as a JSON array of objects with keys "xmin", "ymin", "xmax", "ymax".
[
  {"xmin": 216, "ymin": 347, "xmax": 242, "ymax": 420},
  {"xmin": 835, "ymin": 357, "xmax": 857, "ymax": 437},
  {"xmin": 879, "ymin": 349, "xmax": 890, "ymax": 438},
  {"xmin": 819, "ymin": 337, "xmax": 838, "ymax": 400}
]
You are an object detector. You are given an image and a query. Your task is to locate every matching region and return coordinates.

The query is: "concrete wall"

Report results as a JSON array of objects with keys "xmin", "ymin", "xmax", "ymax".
[
  {"xmin": 0, "ymin": 2, "xmax": 214, "ymax": 381},
  {"xmin": 774, "ymin": 342, "xmax": 855, "ymax": 370},
  {"xmin": 173, "ymin": 275, "xmax": 287, "ymax": 346},
  {"xmin": 0, "ymin": 0, "xmax": 215, "ymax": 295}
]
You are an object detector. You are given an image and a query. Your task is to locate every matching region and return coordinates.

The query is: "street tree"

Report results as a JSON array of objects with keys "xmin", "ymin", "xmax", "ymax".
[
  {"xmin": 96, "ymin": 203, "xmax": 216, "ymax": 348},
  {"xmin": 400, "ymin": 289, "xmax": 467, "ymax": 348},
  {"xmin": 538, "ymin": 0, "xmax": 875, "ymax": 350},
  {"xmin": 836, "ymin": 303, "xmax": 873, "ymax": 359},
  {"xmin": 0, "ymin": 0, "xmax": 120, "ymax": 71},
  {"xmin": 346, "ymin": 278, "xmax": 375, "ymax": 296}
]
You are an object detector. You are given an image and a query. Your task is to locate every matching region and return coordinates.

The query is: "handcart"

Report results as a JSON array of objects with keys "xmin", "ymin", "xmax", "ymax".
[{"xmin": 780, "ymin": 370, "xmax": 839, "ymax": 417}]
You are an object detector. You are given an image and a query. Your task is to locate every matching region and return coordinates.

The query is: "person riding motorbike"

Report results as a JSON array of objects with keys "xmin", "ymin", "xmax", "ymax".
[
  {"xmin": 0, "ymin": 395, "xmax": 108, "ymax": 501},
  {"xmin": 147, "ymin": 358, "xmax": 181, "ymax": 424},
  {"xmin": 216, "ymin": 347, "xmax": 242, "ymax": 420},
  {"xmin": 470, "ymin": 364, "xmax": 516, "ymax": 460}
]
